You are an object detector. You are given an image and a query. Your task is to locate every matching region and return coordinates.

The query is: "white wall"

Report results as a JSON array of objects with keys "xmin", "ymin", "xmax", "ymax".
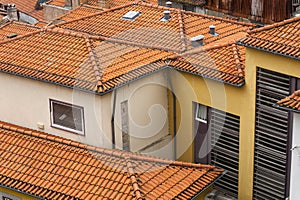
[
  {"xmin": 0, "ymin": 72, "xmax": 110, "ymax": 148},
  {"xmin": 0, "ymin": 71, "xmax": 172, "ymax": 158},
  {"xmin": 114, "ymin": 71, "xmax": 172, "ymax": 157},
  {"xmin": 290, "ymin": 113, "xmax": 300, "ymax": 200}
]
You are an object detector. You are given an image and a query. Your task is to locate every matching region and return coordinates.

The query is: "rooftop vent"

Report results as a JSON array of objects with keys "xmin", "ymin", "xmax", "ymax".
[
  {"xmin": 190, "ymin": 35, "xmax": 204, "ymax": 47},
  {"xmin": 161, "ymin": 10, "xmax": 171, "ymax": 22},
  {"xmin": 209, "ymin": 25, "xmax": 218, "ymax": 36},
  {"xmin": 7, "ymin": 4, "xmax": 18, "ymax": 21},
  {"xmin": 166, "ymin": 1, "xmax": 172, "ymax": 7},
  {"xmin": 121, "ymin": 11, "xmax": 141, "ymax": 21},
  {"xmin": 7, "ymin": 33, "xmax": 18, "ymax": 38}
]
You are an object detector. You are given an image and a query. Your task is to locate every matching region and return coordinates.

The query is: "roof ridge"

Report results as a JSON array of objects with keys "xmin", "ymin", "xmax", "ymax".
[
  {"xmin": 180, "ymin": 40, "xmax": 237, "ymax": 57},
  {"xmin": 125, "ymin": 156, "xmax": 143, "ymax": 199},
  {"xmin": 177, "ymin": 10, "xmax": 187, "ymax": 52},
  {"xmin": 85, "ymin": 37, "xmax": 104, "ymax": 92},
  {"xmin": 231, "ymin": 43, "xmax": 244, "ymax": 77},
  {"xmin": 0, "ymin": 120, "xmax": 214, "ymax": 170},
  {"xmin": 250, "ymin": 15, "xmax": 300, "ymax": 34},
  {"xmin": 0, "ymin": 20, "xmax": 13, "ymax": 29}
]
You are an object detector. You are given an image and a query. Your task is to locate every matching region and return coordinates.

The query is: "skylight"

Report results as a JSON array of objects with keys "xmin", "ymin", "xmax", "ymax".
[{"xmin": 121, "ymin": 11, "xmax": 141, "ymax": 21}]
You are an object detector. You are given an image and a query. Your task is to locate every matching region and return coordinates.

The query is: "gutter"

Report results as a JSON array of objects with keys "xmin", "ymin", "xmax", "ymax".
[
  {"xmin": 237, "ymin": 41, "xmax": 300, "ymax": 61},
  {"xmin": 166, "ymin": 68, "xmax": 177, "ymax": 160},
  {"xmin": 191, "ymin": 170, "xmax": 227, "ymax": 200},
  {"xmin": 0, "ymin": 183, "xmax": 45, "ymax": 200},
  {"xmin": 111, "ymin": 89, "xmax": 117, "ymax": 149},
  {"xmin": 273, "ymin": 103, "xmax": 300, "ymax": 113}
]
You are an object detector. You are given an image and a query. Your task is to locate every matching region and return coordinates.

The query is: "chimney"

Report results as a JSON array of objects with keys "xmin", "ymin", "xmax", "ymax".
[
  {"xmin": 161, "ymin": 10, "xmax": 171, "ymax": 22},
  {"xmin": 209, "ymin": 25, "xmax": 218, "ymax": 36},
  {"xmin": 190, "ymin": 35, "xmax": 205, "ymax": 47},
  {"xmin": 7, "ymin": 4, "xmax": 18, "ymax": 21},
  {"xmin": 166, "ymin": 1, "xmax": 172, "ymax": 7}
]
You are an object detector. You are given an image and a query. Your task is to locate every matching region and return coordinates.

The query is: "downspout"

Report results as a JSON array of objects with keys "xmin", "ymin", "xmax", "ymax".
[
  {"xmin": 166, "ymin": 67, "xmax": 177, "ymax": 160},
  {"xmin": 111, "ymin": 89, "xmax": 117, "ymax": 149}
]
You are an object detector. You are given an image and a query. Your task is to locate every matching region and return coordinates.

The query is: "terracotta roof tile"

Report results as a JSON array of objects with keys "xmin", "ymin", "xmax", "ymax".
[
  {"xmin": 0, "ymin": 121, "xmax": 224, "ymax": 199},
  {"xmin": 0, "ymin": 0, "xmax": 46, "ymax": 22},
  {"xmin": 0, "ymin": 20, "xmax": 40, "ymax": 40},
  {"xmin": 85, "ymin": 0, "xmax": 158, "ymax": 8},
  {"xmin": 172, "ymin": 0, "xmax": 205, "ymax": 6},
  {"xmin": 56, "ymin": 1, "xmax": 254, "ymax": 52},
  {"xmin": 55, "ymin": 4, "xmax": 104, "ymax": 22},
  {"xmin": 276, "ymin": 90, "xmax": 300, "ymax": 112},
  {"xmin": 239, "ymin": 16, "xmax": 300, "ymax": 59}
]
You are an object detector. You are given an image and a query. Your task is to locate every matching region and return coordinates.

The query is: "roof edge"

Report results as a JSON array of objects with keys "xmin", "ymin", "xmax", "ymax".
[{"xmin": 237, "ymin": 41, "xmax": 300, "ymax": 61}]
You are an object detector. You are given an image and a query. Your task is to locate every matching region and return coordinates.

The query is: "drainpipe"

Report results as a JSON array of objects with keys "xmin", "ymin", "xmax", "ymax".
[
  {"xmin": 111, "ymin": 89, "xmax": 117, "ymax": 149},
  {"xmin": 166, "ymin": 67, "xmax": 177, "ymax": 160}
]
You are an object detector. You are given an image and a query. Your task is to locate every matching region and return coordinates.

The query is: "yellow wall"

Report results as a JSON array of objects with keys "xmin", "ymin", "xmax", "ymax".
[
  {"xmin": 0, "ymin": 187, "xmax": 39, "ymax": 200},
  {"xmin": 168, "ymin": 63, "xmax": 257, "ymax": 199},
  {"xmin": 170, "ymin": 48, "xmax": 300, "ymax": 199}
]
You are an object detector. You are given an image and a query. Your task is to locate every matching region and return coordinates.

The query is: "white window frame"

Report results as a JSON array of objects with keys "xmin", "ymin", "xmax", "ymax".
[
  {"xmin": 195, "ymin": 103, "xmax": 207, "ymax": 123},
  {"xmin": 50, "ymin": 99, "xmax": 85, "ymax": 135}
]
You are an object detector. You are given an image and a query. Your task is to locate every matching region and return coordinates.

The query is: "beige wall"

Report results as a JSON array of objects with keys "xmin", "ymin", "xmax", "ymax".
[
  {"xmin": 114, "ymin": 71, "xmax": 172, "ymax": 158},
  {"xmin": 0, "ymin": 72, "xmax": 111, "ymax": 148},
  {"xmin": 43, "ymin": 4, "xmax": 70, "ymax": 22},
  {"xmin": 0, "ymin": 71, "xmax": 171, "ymax": 156}
]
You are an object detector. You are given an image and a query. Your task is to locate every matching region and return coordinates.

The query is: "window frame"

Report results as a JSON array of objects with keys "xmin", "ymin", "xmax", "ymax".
[
  {"xmin": 50, "ymin": 99, "xmax": 85, "ymax": 135},
  {"xmin": 195, "ymin": 103, "xmax": 208, "ymax": 123}
]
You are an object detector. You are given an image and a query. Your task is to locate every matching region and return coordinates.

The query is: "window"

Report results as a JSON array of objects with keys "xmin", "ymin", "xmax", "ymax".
[
  {"xmin": 121, "ymin": 100, "xmax": 130, "ymax": 151},
  {"xmin": 0, "ymin": 192, "xmax": 21, "ymax": 200},
  {"xmin": 195, "ymin": 104, "xmax": 207, "ymax": 123},
  {"xmin": 50, "ymin": 99, "xmax": 85, "ymax": 135}
]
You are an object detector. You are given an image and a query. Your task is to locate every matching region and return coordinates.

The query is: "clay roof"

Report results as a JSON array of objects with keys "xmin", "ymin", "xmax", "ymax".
[
  {"xmin": 0, "ymin": 120, "xmax": 224, "ymax": 199},
  {"xmin": 276, "ymin": 90, "xmax": 300, "ymax": 112},
  {"xmin": 47, "ymin": 0, "xmax": 65, "ymax": 7},
  {"xmin": 0, "ymin": 28, "xmax": 175, "ymax": 93},
  {"xmin": 239, "ymin": 16, "xmax": 300, "ymax": 60},
  {"xmin": 53, "ymin": 4, "xmax": 104, "ymax": 23},
  {"xmin": 85, "ymin": 0, "xmax": 158, "ymax": 8},
  {"xmin": 55, "ymin": 1, "xmax": 254, "ymax": 52},
  {"xmin": 0, "ymin": 20, "xmax": 39, "ymax": 40},
  {"xmin": 0, "ymin": 0, "xmax": 46, "ymax": 22},
  {"xmin": 171, "ymin": 42, "xmax": 245, "ymax": 86}
]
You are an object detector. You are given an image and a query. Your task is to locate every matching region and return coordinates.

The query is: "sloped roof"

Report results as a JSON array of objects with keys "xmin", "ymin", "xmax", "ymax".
[
  {"xmin": 0, "ymin": 20, "xmax": 40, "ymax": 40},
  {"xmin": 0, "ymin": 0, "xmax": 46, "ymax": 22},
  {"xmin": 55, "ymin": 1, "xmax": 253, "ymax": 52},
  {"xmin": 0, "ymin": 121, "xmax": 224, "ymax": 199},
  {"xmin": 0, "ymin": 28, "xmax": 175, "ymax": 93},
  {"xmin": 53, "ymin": 4, "xmax": 104, "ymax": 23},
  {"xmin": 239, "ymin": 16, "xmax": 300, "ymax": 60},
  {"xmin": 85, "ymin": 0, "xmax": 158, "ymax": 8},
  {"xmin": 276, "ymin": 90, "xmax": 300, "ymax": 112}
]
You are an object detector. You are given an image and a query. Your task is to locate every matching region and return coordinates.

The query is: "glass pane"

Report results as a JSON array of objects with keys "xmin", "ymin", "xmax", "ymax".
[
  {"xmin": 52, "ymin": 102, "xmax": 83, "ymax": 132},
  {"xmin": 196, "ymin": 104, "xmax": 207, "ymax": 122}
]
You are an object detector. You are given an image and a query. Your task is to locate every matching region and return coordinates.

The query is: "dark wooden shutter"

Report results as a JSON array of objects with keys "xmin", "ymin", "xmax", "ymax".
[
  {"xmin": 210, "ymin": 109, "xmax": 240, "ymax": 197},
  {"xmin": 253, "ymin": 68, "xmax": 291, "ymax": 199}
]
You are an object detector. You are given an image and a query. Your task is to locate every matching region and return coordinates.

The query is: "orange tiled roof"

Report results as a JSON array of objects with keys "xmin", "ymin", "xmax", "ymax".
[
  {"xmin": 47, "ymin": 0, "xmax": 65, "ymax": 7},
  {"xmin": 0, "ymin": 20, "xmax": 39, "ymax": 40},
  {"xmin": 0, "ymin": 0, "xmax": 46, "ymax": 22},
  {"xmin": 172, "ymin": 42, "xmax": 245, "ymax": 85},
  {"xmin": 85, "ymin": 0, "xmax": 158, "ymax": 8},
  {"xmin": 0, "ymin": 120, "xmax": 224, "ymax": 199},
  {"xmin": 0, "ymin": 28, "xmax": 175, "ymax": 93},
  {"xmin": 239, "ymin": 16, "xmax": 300, "ymax": 59},
  {"xmin": 55, "ymin": 4, "xmax": 104, "ymax": 23},
  {"xmin": 277, "ymin": 90, "xmax": 300, "ymax": 112},
  {"xmin": 172, "ymin": 0, "xmax": 205, "ymax": 6},
  {"xmin": 55, "ymin": 1, "xmax": 254, "ymax": 52}
]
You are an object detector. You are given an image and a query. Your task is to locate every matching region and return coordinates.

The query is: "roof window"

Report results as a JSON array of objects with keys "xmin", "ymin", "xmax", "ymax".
[{"xmin": 121, "ymin": 11, "xmax": 141, "ymax": 21}]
